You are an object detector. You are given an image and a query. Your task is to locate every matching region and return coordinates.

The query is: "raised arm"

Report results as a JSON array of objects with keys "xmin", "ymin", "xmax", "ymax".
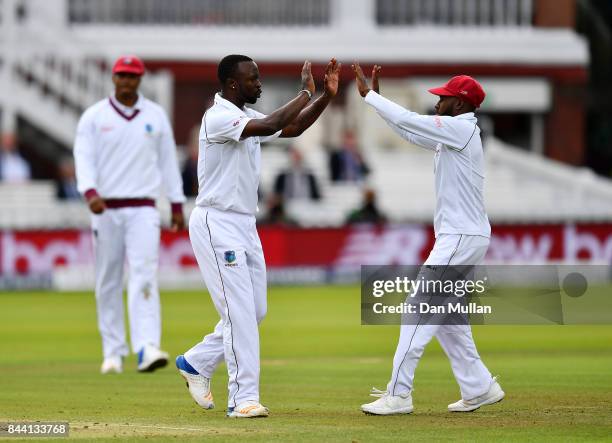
[
  {"xmin": 364, "ymin": 91, "xmax": 471, "ymax": 150},
  {"xmin": 352, "ymin": 62, "xmax": 469, "ymax": 151},
  {"xmin": 241, "ymin": 61, "xmax": 316, "ymax": 138},
  {"xmin": 280, "ymin": 58, "xmax": 340, "ymax": 138}
]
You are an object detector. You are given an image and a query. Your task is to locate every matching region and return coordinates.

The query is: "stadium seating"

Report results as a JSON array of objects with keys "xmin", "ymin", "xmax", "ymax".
[
  {"xmin": 259, "ymin": 137, "xmax": 612, "ymax": 227},
  {"xmin": 1, "ymin": 136, "xmax": 610, "ymax": 230}
]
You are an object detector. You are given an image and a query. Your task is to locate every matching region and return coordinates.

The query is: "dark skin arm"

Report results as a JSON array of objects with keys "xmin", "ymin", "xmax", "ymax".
[
  {"xmin": 241, "ymin": 61, "xmax": 316, "ymax": 137},
  {"xmin": 170, "ymin": 212, "xmax": 185, "ymax": 231},
  {"xmin": 280, "ymin": 58, "xmax": 341, "ymax": 138}
]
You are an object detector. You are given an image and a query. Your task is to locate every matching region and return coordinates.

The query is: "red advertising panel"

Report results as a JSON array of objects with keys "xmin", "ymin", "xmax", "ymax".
[{"xmin": 1, "ymin": 224, "xmax": 611, "ymax": 280}]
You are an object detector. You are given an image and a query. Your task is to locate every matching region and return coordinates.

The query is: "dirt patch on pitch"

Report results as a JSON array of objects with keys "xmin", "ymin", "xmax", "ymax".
[{"xmin": 69, "ymin": 421, "xmax": 273, "ymax": 439}]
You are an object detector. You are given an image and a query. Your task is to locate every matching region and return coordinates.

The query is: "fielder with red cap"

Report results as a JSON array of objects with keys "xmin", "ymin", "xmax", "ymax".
[
  {"xmin": 74, "ymin": 55, "xmax": 186, "ymax": 374},
  {"xmin": 352, "ymin": 63, "xmax": 504, "ymax": 415}
]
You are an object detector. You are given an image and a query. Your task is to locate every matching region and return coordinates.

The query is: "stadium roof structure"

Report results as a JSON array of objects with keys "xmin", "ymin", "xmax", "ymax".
[{"xmin": 1, "ymin": 0, "xmax": 588, "ymax": 148}]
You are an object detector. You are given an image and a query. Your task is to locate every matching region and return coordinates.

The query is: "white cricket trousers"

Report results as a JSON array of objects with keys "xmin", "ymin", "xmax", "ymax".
[
  {"xmin": 91, "ymin": 206, "xmax": 162, "ymax": 358},
  {"xmin": 388, "ymin": 234, "xmax": 494, "ymax": 400},
  {"xmin": 185, "ymin": 206, "xmax": 267, "ymax": 408}
]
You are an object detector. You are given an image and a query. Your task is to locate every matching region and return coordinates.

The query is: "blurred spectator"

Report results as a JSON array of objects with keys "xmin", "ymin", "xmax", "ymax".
[
  {"xmin": 273, "ymin": 146, "xmax": 321, "ymax": 201},
  {"xmin": 0, "ymin": 134, "xmax": 31, "ymax": 182},
  {"xmin": 56, "ymin": 157, "xmax": 80, "ymax": 199},
  {"xmin": 330, "ymin": 130, "xmax": 370, "ymax": 182},
  {"xmin": 260, "ymin": 193, "xmax": 298, "ymax": 227},
  {"xmin": 182, "ymin": 125, "xmax": 200, "ymax": 197},
  {"xmin": 346, "ymin": 188, "xmax": 387, "ymax": 225}
]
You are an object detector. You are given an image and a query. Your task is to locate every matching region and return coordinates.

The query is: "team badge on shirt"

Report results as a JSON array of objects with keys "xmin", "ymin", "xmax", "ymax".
[
  {"xmin": 224, "ymin": 250, "xmax": 237, "ymax": 267},
  {"xmin": 145, "ymin": 123, "xmax": 154, "ymax": 134}
]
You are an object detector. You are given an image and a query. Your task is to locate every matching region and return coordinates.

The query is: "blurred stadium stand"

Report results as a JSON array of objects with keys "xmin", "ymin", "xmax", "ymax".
[
  {"xmin": 0, "ymin": 0, "xmax": 609, "ymax": 230},
  {"xmin": 1, "ymin": 134, "xmax": 611, "ymax": 230}
]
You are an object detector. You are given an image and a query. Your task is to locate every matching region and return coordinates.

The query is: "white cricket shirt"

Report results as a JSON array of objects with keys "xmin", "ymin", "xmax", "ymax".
[
  {"xmin": 74, "ymin": 94, "xmax": 185, "ymax": 203},
  {"xmin": 195, "ymin": 93, "xmax": 281, "ymax": 215},
  {"xmin": 365, "ymin": 91, "xmax": 490, "ymax": 238}
]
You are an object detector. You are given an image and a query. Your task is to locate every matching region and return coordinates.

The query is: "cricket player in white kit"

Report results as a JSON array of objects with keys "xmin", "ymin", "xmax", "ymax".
[
  {"xmin": 352, "ymin": 63, "xmax": 505, "ymax": 415},
  {"xmin": 74, "ymin": 55, "xmax": 186, "ymax": 374},
  {"xmin": 175, "ymin": 55, "xmax": 340, "ymax": 418}
]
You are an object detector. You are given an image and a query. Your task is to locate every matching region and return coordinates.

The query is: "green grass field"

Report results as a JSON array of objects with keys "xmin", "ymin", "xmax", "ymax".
[{"xmin": 1, "ymin": 286, "xmax": 611, "ymax": 442}]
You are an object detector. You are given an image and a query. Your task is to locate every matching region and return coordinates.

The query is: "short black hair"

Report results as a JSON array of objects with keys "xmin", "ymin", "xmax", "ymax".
[{"xmin": 218, "ymin": 54, "xmax": 253, "ymax": 84}]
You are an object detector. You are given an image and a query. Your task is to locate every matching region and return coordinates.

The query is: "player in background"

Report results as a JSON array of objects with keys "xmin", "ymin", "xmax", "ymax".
[
  {"xmin": 176, "ymin": 55, "xmax": 340, "ymax": 418},
  {"xmin": 352, "ymin": 63, "xmax": 504, "ymax": 415},
  {"xmin": 74, "ymin": 55, "xmax": 186, "ymax": 374}
]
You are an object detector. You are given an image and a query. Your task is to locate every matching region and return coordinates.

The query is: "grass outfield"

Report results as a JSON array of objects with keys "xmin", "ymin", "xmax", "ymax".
[{"xmin": 1, "ymin": 286, "xmax": 611, "ymax": 442}]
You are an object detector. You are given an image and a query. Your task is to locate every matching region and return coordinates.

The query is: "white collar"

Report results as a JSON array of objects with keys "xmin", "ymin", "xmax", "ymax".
[
  {"xmin": 215, "ymin": 93, "xmax": 247, "ymax": 114},
  {"xmin": 455, "ymin": 112, "xmax": 476, "ymax": 120}
]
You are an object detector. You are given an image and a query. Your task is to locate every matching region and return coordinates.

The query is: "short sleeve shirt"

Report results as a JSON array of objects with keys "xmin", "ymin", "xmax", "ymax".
[{"xmin": 195, "ymin": 93, "xmax": 281, "ymax": 214}]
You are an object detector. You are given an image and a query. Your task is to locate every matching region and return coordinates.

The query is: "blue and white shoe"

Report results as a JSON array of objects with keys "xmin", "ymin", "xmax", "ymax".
[
  {"xmin": 136, "ymin": 344, "xmax": 168, "ymax": 372},
  {"xmin": 227, "ymin": 401, "xmax": 269, "ymax": 418},
  {"xmin": 176, "ymin": 355, "xmax": 214, "ymax": 410}
]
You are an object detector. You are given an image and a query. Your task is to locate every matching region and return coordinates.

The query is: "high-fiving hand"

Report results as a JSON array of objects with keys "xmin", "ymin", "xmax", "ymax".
[
  {"xmin": 301, "ymin": 61, "xmax": 316, "ymax": 96},
  {"xmin": 371, "ymin": 65, "xmax": 381, "ymax": 94},
  {"xmin": 352, "ymin": 62, "xmax": 381, "ymax": 97},
  {"xmin": 323, "ymin": 58, "xmax": 341, "ymax": 98}
]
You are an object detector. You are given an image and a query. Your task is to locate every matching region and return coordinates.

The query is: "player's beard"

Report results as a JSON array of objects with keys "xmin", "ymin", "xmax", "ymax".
[
  {"xmin": 244, "ymin": 94, "xmax": 258, "ymax": 104},
  {"xmin": 240, "ymin": 85, "xmax": 258, "ymax": 104},
  {"xmin": 114, "ymin": 82, "xmax": 139, "ymax": 104},
  {"xmin": 117, "ymin": 90, "xmax": 137, "ymax": 103}
]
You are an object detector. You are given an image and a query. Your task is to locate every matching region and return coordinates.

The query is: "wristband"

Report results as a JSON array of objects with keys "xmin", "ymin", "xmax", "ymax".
[
  {"xmin": 84, "ymin": 189, "xmax": 100, "ymax": 201},
  {"xmin": 299, "ymin": 89, "xmax": 312, "ymax": 100}
]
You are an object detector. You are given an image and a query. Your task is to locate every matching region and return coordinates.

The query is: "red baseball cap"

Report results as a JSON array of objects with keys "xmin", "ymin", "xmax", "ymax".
[
  {"xmin": 112, "ymin": 55, "xmax": 145, "ymax": 76},
  {"xmin": 428, "ymin": 75, "xmax": 486, "ymax": 108}
]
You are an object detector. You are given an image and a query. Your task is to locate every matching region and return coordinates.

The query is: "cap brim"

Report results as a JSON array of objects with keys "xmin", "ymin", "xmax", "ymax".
[
  {"xmin": 428, "ymin": 86, "xmax": 480, "ymax": 107},
  {"xmin": 113, "ymin": 67, "xmax": 144, "ymax": 75},
  {"xmin": 428, "ymin": 86, "xmax": 453, "ymax": 97}
]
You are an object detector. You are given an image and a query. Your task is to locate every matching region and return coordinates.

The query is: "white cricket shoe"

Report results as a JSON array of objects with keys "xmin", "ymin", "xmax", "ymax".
[
  {"xmin": 175, "ymin": 355, "xmax": 214, "ymax": 410},
  {"xmin": 100, "ymin": 355, "xmax": 123, "ymax": 374},
  {"xmin": 361, "ymin": 388, "xmax": 414, "ymax": 415},
  {"xmin": 137, "ymin": 344, "xmax": 169, "ymax": 372},
  {"xmin": 448, "ymin": 376, "xmax": 505, "ymax": 412},
  {"xmin": 227, "ymin": 401, "xmax": 269, "ymax": 418}
]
